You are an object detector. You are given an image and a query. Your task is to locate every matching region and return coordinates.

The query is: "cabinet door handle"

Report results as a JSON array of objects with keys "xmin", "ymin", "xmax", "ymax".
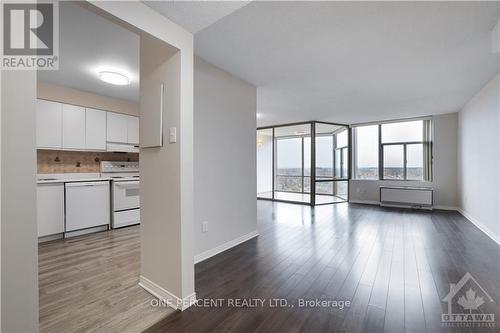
[{"xmin": 159, "ymin": 83, "xmax": 164, "ymax": 147}]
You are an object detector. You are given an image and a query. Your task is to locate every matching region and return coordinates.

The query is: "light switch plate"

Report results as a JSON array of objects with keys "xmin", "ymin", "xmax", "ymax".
[{"xmin": 169, "ymin": 127, "xmax": 177, "ymax": 143}]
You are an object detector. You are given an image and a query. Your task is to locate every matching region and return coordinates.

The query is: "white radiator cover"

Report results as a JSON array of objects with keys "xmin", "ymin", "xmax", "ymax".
[{"xmin": 380, "ymin": 186, "xmax": 433, "ymax": 209}]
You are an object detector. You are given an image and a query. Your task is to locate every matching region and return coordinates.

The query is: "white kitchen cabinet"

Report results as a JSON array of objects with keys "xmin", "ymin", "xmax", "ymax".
[
  {"xmin": 36, "ymin": 99, "xmax": 62, "ymax": 148},
  {"xmin": 127, "ymin": 116, "xmax": 139, "ymax": 145},
  {"xmin": 62, "ymin": 104, "xmax": 86, "ymax": 149},
  {"xmin": 85, "ymin": 108, "xmax": 106, "ymax": 150},
  {"xmin": 37, "ymin": 183, "xmax": 65, "ymax": 237},
  {"xmin": 107, "ymin": 112, "xmax": 129, "ymax": 143},
  {"xmin": 65, "ymin": 181, "xmax": 110, "ymax": 232}
]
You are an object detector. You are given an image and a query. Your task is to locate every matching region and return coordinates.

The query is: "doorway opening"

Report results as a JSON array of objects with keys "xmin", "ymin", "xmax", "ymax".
[
  {"xmin": 35, "ymin": 2, "xmax": 181, "ymax": 331},
  {"xmin": 257, "ymin": 121, "xmax": 350, "ymax": 206}
]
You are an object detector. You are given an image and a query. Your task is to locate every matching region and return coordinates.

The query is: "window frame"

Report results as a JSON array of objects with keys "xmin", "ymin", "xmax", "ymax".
[
  {"xmin": 352, "ymin": 124, "xmax": 379, "ymax": 180},
  {"xmin": 352, "ymin": 118, "xmax": 433, "ymax": 182},
  {"xmin": 273, "ymin": 128, "xmax": 350, "ymax": 195},
  {"xmin": 333, "ymin": 129, "xmax": 349, "ymax": 180},
  {"xmin": 275, "ymin": 135, "xmax": 307, "ymax": 193}
]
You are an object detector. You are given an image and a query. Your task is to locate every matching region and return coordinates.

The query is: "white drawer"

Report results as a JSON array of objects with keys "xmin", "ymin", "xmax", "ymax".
[{"xmin": 113, "ymin": 209, "xmax": 140, "ymax": 228}]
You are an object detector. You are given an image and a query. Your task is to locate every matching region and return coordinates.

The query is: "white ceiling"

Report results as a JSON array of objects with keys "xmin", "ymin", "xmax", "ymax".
[
  {"xmin": 143, "ymin": 1, "xmax": 251, "ymax": 33},
  {"xmin": 39, "ymin": 2, "xmax": 500, "ymax": 125},
  {"xmin": 38, "ymin": 2, "xmax": 140, "ymax": 102},
  {"xmin": 191, "ymin": 1, "xmax": 500, "ymax": 126}
]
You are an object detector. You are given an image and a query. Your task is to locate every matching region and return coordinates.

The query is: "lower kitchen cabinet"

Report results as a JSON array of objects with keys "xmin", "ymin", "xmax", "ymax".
[
  {"xmin": 37, "ymin": 183, "xmax": 65, "ymax": 237},
  {"xmin": 65, "ymin": 181, "xmax": 110, "ymax": 232}
]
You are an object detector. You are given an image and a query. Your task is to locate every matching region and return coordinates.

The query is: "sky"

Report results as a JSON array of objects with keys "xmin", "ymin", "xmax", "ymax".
[{"xmin": 258, "ymin": 120, "xmax": 423, "ymax": 170}]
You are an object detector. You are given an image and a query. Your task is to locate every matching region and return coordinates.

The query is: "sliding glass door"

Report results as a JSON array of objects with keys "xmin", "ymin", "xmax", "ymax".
[
  {"xmin": 273, "ymin": 124, "xmax": 311, "ymax": 204},
  {"xmin": 257, "ymin": 128, "xmax": 273, "ymax": 199},
  {"xmin": 313, "ymin": 123, "xmax": 349, "ymax": 205},
  {"xmin": 256, "ymin": 121, "xmax": 349, "ymax": 206}
]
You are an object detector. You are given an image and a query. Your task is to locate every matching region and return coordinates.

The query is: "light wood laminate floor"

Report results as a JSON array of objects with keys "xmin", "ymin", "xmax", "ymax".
[{"xmin": 38, "ymin": 226, "xmax": 174, "ymax": 333}]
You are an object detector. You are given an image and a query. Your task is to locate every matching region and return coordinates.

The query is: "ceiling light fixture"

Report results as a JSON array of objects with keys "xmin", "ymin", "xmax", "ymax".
[
  {"xmin": 98, "ymin": 71, "xmax": 130, "ymax": 85},
  {"xmin": 294, "ymin": 131, "xmax": 307, "ymax": 135}
]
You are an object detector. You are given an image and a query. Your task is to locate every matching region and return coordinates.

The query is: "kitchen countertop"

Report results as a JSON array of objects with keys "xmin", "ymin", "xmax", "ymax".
[{"xmin": 37, "ymin": 173, "xmax": 112, "ymax": 184}]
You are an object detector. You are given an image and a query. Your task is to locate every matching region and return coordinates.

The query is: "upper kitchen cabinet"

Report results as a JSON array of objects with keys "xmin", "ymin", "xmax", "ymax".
[
  {"xmin": 62, "ymin": 104, "xmax": 86, "ymax": 150},
  {"xmin": 107, "ymin": 112, "xmax": 139, "ymax": 148},
  {"xmin": 36, "ymin": 99, "xmax": 63, "ymax": 149},
  {"xmin": 127, "ymin": 116, "xmax": 139, "ymax": 145},
  {"xmin": 37, "ymin": 98, "xmax": 138, "ymax": 152},
  {"xmin": 107, "ymin": 112, "xmax": 129, "ymax": 143},
  {"xmin": 85, "ymin": 108, "xmax": 106, "ymax": 150}
]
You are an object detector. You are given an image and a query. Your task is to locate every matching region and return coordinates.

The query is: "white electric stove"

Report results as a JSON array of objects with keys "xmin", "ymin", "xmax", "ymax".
[{"xmin": 101, "ymin": 161, "xmax": 140, "ymax": 228}]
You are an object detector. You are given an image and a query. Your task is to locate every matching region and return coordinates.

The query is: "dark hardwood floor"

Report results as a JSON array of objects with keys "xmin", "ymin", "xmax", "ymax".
[{"xmin": 147, "ymin": 201, "xmax": 500, "ymax": 333}]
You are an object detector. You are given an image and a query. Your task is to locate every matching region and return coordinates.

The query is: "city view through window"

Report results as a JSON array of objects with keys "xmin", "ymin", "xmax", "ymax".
[
  {"xmin": 353, "ymin": 120, "xmax": 431, "ymax": 181},
  {"xmin": 275, "ymin": 130, "xmax": 348, "ymax": 197},
  {"xmin": 257, "ymin": 122, "xmax": 350, "ymax": 204}
]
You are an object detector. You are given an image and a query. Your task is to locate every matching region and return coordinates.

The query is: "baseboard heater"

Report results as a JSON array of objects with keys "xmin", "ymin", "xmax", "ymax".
[{"xmin": 379, "ymin": 186, "xmax": 433, "ymax": 210}]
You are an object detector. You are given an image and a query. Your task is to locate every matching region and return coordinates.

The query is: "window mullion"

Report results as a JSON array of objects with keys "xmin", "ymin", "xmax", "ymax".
[
  {"xmin": 301, "ymin": 136, "xmax": 304, "ymax": 193},
  {"xmin": 403, "ymin": 144, "xmax": 407, "ymax": 180},
  {"xmin": 378, "ymin": 124, "xmax": 383, "ymax": 180}
]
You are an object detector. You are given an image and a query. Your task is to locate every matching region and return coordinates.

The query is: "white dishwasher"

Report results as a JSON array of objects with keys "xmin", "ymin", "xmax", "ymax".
[{"xmin": 65, "ymin": 181, "xmax": 110, "ymax": 232}]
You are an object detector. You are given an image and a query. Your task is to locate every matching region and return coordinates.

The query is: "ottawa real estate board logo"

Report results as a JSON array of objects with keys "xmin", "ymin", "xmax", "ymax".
[
  {"xmin": 441, "ymin": 272, "xmax": 495, "ymax": 328},
  {"xmin": 1, "ymin": 1, "xmax": 59, "ymax": 69}
]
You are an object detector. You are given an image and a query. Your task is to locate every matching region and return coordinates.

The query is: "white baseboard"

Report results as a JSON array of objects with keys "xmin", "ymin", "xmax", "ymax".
[
  {"xmin": 194, "ymin": 230, "xmax": 259, "ymax": 264},
  {"xmin": 139, "ymin": 276, "xmax": 197, "ymax": 311},
  {"xmin": 348, "ymin": 199, "xmax": 379, "ymax": 206},
  {"xmin": 457, "ymin": 208, "xmax": 500, "ymax": 246}
]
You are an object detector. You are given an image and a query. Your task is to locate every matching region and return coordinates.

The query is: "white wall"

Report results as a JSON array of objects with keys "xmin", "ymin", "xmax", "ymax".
[
  {"xmin": 88, "ymin": 1, "xmax": 196, "ymax": 306},
  {"xmin": 1, "ymin": 71, "xmax": 39, "ymax": 332},
  {"xmin": 194, "ymin": 57, "xmax": 257, "ymax": 260},
  {"xmin": 458, "ymin": 74, "xmax": 500, "ymax": 243},
  {"xmin": 350, "ymin": 112, "xmax": 459, "ymax": 209}
]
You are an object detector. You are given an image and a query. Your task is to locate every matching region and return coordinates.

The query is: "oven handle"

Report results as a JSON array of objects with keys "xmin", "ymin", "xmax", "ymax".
[
  {"xmin": 66, "ymin": 181, "xmax": 109, "ymax": 187},
  {"xmin": 114, "ymin": 182, "xmax": 140, "ymax": 190}
]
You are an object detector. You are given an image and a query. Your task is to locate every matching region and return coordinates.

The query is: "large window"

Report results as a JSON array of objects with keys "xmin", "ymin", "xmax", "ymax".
[
  {"xmin": 276, "ymin": 138, "xmax": 303, "ymax": 192},
  {"xmin": 257, "ymin": 129, "xmax": 273, "ymax": 198},
  {"xmin": 257, "ymin": 121, "xmax": 350, "ymax": 205},
  {"xmin": 316, "ymin": 136, "xmax": 333, "ymax": 178},
  {"xmin": 353, "ymin": 125, "xmax": 379, "ymax": 179},
  {"xmin": 353, "ymin": 119, "xmax": 432, "ymax": 181},
  {"xmin": 334, "ymin": 129, "xmax": 348, "ymax": 179}
]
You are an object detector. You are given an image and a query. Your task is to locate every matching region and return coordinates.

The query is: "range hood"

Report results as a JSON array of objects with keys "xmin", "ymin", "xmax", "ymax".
[{"xmin": 106, "ymin": 143, "xmax": 139, "ymax": 153}]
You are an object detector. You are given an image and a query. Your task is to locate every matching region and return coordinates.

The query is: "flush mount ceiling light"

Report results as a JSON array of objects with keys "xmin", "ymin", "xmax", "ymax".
[
  {"xmin": 294, "ymin": 131, "xmax": 307, "ymax": 135},
  {"xmin": 97, "ymin": 71, "xmax": 130, "ymax": 85}
]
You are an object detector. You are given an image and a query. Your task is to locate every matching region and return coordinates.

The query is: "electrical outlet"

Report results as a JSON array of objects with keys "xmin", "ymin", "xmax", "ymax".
[{"xmin": 202, "ymin": 221, "xmax": 208, "ymax": 233}]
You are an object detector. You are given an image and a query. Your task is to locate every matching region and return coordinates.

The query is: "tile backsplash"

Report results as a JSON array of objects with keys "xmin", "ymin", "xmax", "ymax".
[{"xmin": 37, "ymin": 150, "xmax": 139, "ymax": 174}]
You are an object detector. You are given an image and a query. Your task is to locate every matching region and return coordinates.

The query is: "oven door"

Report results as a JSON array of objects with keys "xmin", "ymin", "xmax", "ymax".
[{"xmin": 113, "ymin": 181, "xmax": 140, "ymax": 211}]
